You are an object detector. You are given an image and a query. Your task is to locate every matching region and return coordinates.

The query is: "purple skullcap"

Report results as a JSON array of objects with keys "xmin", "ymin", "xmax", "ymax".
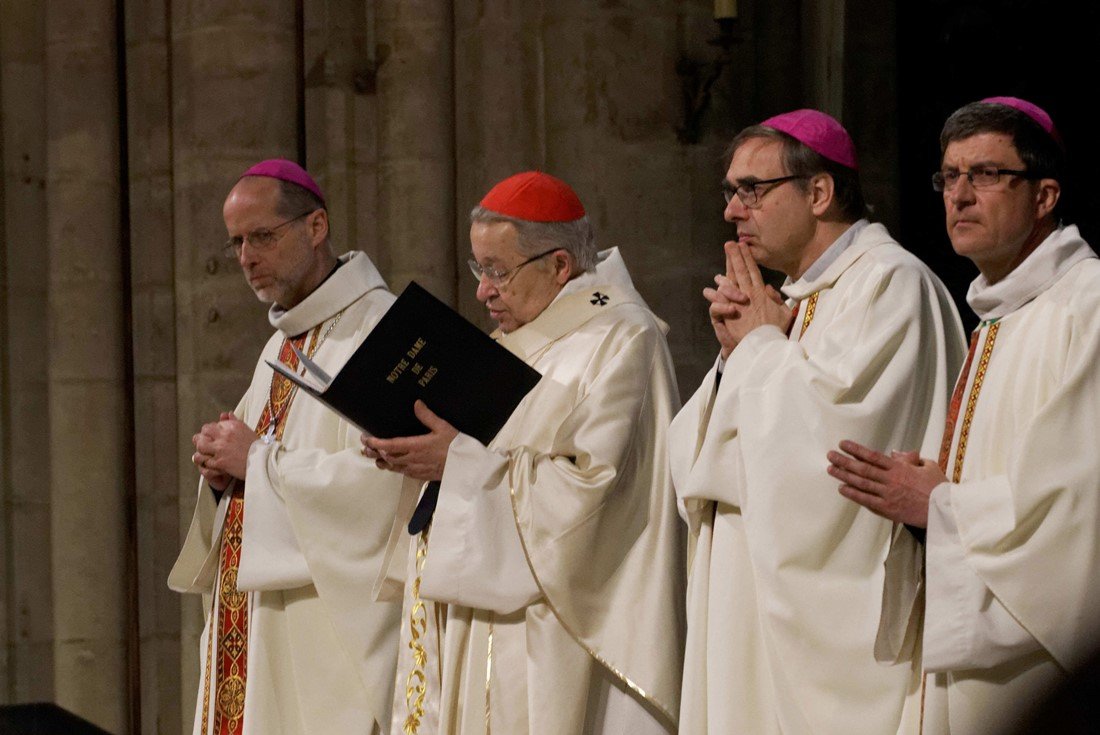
[
  {"xmin": 239, "ymin": 158, "xmax": 326, "ymax": 205},
  {"xmin": 980, "ymin": 96, "xmax": 1063, "ymax": 146},
  {"xmin": 760, "ymin": 109, "xmax": 859, "ymax": 170}
]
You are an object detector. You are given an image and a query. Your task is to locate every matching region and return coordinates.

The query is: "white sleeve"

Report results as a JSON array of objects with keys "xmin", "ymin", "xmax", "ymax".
[
  {"xmin": 418, "ymin": 432, "xmax": 541, "ymax": 614},
  {"xmin": 237, "ymin": 440, "xmax": 312, "ymax": 591},
  {"xmin": 923, "ymin": 482, "xmax": 1043, "ymax": 671}
]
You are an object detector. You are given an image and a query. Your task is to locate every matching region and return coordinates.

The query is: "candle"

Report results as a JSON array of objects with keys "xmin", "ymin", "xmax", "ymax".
[{"xmin": 714, "ymin": 0, "xmax": 738, "ymax": 20}]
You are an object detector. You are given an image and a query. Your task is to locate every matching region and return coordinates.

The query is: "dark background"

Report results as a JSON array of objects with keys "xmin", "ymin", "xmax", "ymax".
[{"xmin": 896, "ymin": 0, "xmax": 1098, "ymax": 331}]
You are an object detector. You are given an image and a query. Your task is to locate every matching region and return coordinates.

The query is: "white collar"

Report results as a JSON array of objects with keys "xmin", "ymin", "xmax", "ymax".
[
  {"xmin": 966, "ymin": 224, "xmax": 1096, "ymax": 321},
  {"xmin": 782, "ymin": 220, "xmax": 894, "ymax": 301},
  {"xmin": 268, "ymin": 251, "xmax": 389, "ymax": 336},
  {"xmin": 555, "ymin": 246, "xmax": 638, "ymax": 302}
]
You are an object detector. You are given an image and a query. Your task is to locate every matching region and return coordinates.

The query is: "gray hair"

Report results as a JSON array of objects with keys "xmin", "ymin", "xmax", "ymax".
[
  {"xmin": 469, "ymin": 206, "xmax": 598, "ymax": 273},
  {"xmin": 273, "ymin": 178, "xmax": 326, "ymax": 219}
]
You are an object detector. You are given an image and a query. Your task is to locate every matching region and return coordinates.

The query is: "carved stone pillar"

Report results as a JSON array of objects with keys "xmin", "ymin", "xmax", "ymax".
[
  {"xmin": 0, "ymin": 0, "xmax": 53, "ymax": 705},
  {"xmin": 45, "ymin": 0, "xmax": 129, "ymax": 729},
  {"xmin": 375, "ymin": 0, "xmax": 456, "ymax": 302},
  {"xmin": 125, "ymin": 0, "xmax": 183, "ymax": 730},
  {"xmin": 170, "ymin": 3, "xmax": 300, "ymax": 731}
]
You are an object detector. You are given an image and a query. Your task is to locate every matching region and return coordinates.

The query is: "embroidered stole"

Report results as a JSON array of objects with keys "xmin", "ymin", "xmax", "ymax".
[
  {"xmin": 918, "ymin": 319, "xmax": 1000, "ymax": 734},
  {"xmin": 937, "ymin": 321, "xmax": 1000, "ymax": 479},
  {"xmin": 200, "ymin": 328, "xmax": 319, "ymax": 735},
  {"xmin": 791, "ymin": 292, "xmax": 820, "ymax": 340}
]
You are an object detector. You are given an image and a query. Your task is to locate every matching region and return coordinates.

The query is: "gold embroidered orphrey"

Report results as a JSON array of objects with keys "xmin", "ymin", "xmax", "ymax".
[
  {"xmin": 798, "ymin": 292, "xmax": 820, "ymax": 339},
  {"xmin": 404, "ymin": 528, "xmax": 431, "ymax": 734},
  {"xmin": 199, "ymin": 313, "xmax": 343, "ymax": 735},
  {"xmin": 919, "ymin": 319, "xmax": 1001, "ymax": 734}
]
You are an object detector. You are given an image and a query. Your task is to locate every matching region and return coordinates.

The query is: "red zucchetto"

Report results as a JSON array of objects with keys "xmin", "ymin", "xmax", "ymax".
[{"xmin": 479, "ymin": 171, "xmax": 586, "ymax": 222}]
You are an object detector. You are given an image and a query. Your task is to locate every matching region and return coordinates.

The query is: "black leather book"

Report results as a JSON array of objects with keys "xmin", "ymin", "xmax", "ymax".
[{"xmin": 267, "ymin": 281, "xmax": 542, "ymax": 445}]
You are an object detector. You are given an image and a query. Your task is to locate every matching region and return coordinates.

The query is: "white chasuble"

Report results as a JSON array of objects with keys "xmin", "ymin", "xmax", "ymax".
[
  {"xmin": 913, "ymin": 226, "xmax": 1100, "ymax": 735},
  {"xmin": 670, "ymin": 223, "xmax": 966, "ymax": 735},
  {"xmin": 382, "ymin": 248, "xmax": 685, "ymax": 734},
  {"xmin": 170, "ymin": 252, "xmax": 404, "ymax": 735}
]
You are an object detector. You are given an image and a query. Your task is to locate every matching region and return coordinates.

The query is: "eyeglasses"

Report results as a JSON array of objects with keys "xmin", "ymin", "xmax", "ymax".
[
  {"xmin": 222, "ymin": 210, "xmax": 315, "ymax": 259},
  {"xmin": 467, "ymin": 247, "xmax": 561, "ymax": 286},
  {"xmin": 932, "ymin": 167, "xmax": 1037, "ymax": 192},
  {"xmin": 722, "ymin": 175, "xmax": 806, "ymax": 208}
]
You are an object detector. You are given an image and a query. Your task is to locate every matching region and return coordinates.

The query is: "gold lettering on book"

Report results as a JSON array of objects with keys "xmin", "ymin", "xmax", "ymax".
[
  {"xmin": 417, "ymin": 366, "xmax": 437, "ymax": 387},
  {"xmin": 387, "ymin": 358, "xmax": 411, "ymax": 383},
  {"xmin": 389, "ymin": 339, "xmax": 428, "ymax": 384}
]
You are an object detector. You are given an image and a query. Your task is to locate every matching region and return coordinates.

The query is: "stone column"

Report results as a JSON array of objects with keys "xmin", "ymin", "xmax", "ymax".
[
  {"xmin": 543, "ymin": 0, "xmax": 723, "ymax": 392},
  {"xmin": 453, "ymin": 0, "xmax": 734, "ymax": 392},
  {"xmin": 802, "ymin": 0, "xmax": 846, "ymax": 117},
  {"xmin": 45, "ymin": 0, "xmax": 130, "ymax": 730},
  {"xmin": 0, "ymin": 0, "xmax": 53, "ymax": 704},
  {"xmin": 125, "ymin": 0, "xmax": 182, "ymax": 731},
  {"xmin": 452, "ymin": 0, "xmax": 543, "ymax": 323},
  {"xmin": 171, "ymin": 3, "xmax": 300, "ymax": 731},
  {"xmin": 375, "ymin": 0, "xmax": 455, "ymax": 302},
  {"xmin": 303, "ymin": 0, "xmax": 383, "ymax": 262}
]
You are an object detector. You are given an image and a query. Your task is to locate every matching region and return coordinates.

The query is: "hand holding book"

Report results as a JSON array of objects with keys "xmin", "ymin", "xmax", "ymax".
[
  {"xmin": 360, "ymin": 400, "xmax": 458, "ymax": 482},
  {"xmin": 266, "ymin": 282, "xmax": 542, "ymax": 535}
]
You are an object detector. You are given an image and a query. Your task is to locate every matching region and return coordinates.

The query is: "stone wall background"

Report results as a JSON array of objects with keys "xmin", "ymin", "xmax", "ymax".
[{"xmin": 0, "ymin": 0, "xmax": 890, "ymax": 732}]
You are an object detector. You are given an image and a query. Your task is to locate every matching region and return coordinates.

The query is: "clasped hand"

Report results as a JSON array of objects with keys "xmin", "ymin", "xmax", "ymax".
[
  {"xmin": 826, "ymin": 440, "xmax": 948, "ymax": 528},
  {"xmin": 361, "ymin": 400, "xmax": 458, "ymax": 482},
  {"xmin": 705, "ymin": 241, "xmax": 792, "ymax": 359},
  {"xmin": 192, "ymin": 412, "xmax": 255, "ymax": 490}
]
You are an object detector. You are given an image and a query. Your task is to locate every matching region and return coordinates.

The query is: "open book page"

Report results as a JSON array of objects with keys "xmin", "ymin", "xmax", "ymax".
[
  {"xmin": 288, "ymin": 341, "xmax": 334, "ymax": 385},
  {"xmin": 266, "ymin": 358, "xmax": 329, "ymax": 393}
]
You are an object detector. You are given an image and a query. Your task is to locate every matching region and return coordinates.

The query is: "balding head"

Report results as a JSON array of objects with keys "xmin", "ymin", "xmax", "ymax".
[{"xmin": 223, "ymin": 176, "xmax": 335, "ymax": 309}]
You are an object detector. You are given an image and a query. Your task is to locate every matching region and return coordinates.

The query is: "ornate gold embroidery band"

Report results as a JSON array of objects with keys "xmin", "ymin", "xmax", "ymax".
[
  {"xmin": 951, "ymin": 321, "xmax": 1000, "ymax": 483},
  {"xmin": 199, "ymin": 596, "xmax": 217, "ymax": 734},
  {"xmin": 206, "ymin": 327, "xmax": 319, "ymax": 735},
  {"xmin": 798, "ymin": 292, "xmax": 819, "ymax": 340},
  {"xmin": 938, "ymin": 330, "xmax": 981, "ymax": 471},
  {"xmin": 403, "ymin": 528, "xmax": 431, "ymax": 735},
  {"xmin": 212, "ymin": 492, "xmax": 249, "ymax": 734},
  {"xmin": 920, "ymin": 324, "xmax": 1000, "ymax": 734}
]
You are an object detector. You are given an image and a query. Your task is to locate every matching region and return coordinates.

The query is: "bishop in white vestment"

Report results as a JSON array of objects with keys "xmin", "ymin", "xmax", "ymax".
[
  {"xmin": 829, "ymin": 97, "xmax": 1100, "ymax": 735},
  {"xmin": 172, "ymin": 162, "xmax": 403, "ymax": 735},
  {"xmin": 672, "ymin": 111, "xmax": 966, "ymax": 734}
]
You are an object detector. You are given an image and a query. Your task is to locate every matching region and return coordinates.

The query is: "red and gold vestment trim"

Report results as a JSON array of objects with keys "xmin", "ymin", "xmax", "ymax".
[
  {"xmin": 200, "ymin": 327, "xmax": 320, "ymax": 735},
  {"xmin": 921, "ymin": 320, "xmax": 1000, "ymax": 733},
  {"xmin": 937, "ymin": 321, "xmax": 1000, "ymax": 481},
  {"xmin": 939, "ymin": 329, "xmax": 981, "ymax": 473},
  {"xmin": 950, "ymin": 322, "xmax": 999, "ymax": 483}
]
